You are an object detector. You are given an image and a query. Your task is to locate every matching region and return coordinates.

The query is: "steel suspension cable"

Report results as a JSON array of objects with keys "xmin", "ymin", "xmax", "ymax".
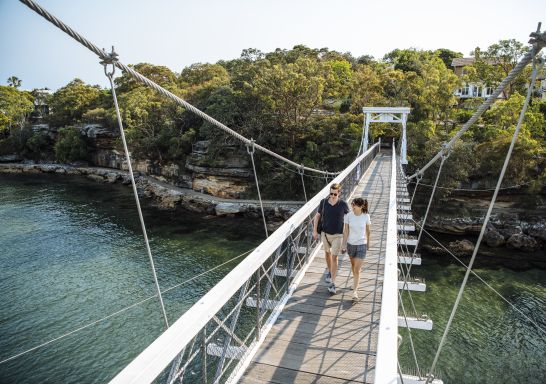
[
  {"xmin": 425, "ymin": 54, "xmax": 541, "ymax": 384},
  {"xmin": 105, "ymin": 64, "xmax": 169, "ymax": 329},
  {"xmin": 398, "ymin": 290, "xmax": 422, "ymax": 379},
  {"xmin": 0, "ymin": 248, "xmax": 254, "ymax": 365},
  {"xmin": 19, "ymin": 0, "xmax": 336, "ymax": 177},
  {"xmin": 410, "ymin": 171, "xmax": 422, "ymax": 206},
  {"xmin": 407, "ymin": 26, "xmax": 546, "ymax": 181},
  {"xmin": 247, "ymin": 140, "xmax": 269, "ymax": 238}
]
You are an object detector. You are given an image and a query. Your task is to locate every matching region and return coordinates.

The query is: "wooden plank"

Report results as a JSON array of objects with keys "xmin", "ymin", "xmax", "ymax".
[
  {"xmin": 240, "ymin": 363, "xmax": 366, "ymax": 384},
  {"xmin": 251, "ymin": 340, "xmax": 376, "ymax": 383},
  {"xmin": 399, "ymin": 237, "xmax": 418, "ymax": 246},
  {"xmin": 398, "ymin": 316, "xmax": 433, "ymax": 330},
  {"xmin": 398, "ymin": 281, "xmax": 426, "ymax": 292},
  {"xmin": 242, "ymin": 152, "xmax": 393, "ymax": 384},
  {"xmin": 398, "ymin": 223, "xmax": 415, "ymax": 231},
  {"xmin": 398, "ymin": 255, "xmax": 422, "ymax": 265}
]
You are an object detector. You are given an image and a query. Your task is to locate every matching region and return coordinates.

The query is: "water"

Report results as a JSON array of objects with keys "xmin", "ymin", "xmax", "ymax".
[
  {"xmin": 1, "ymin": 175, "xmax": 544, "ymax": 383},
  {"xmin": 0, "ymin": 174, "xmax": 262, "ymax": 383},
  {"xmin": 399, "ymin": 259, "xmax": 546, "ymax": 383}
]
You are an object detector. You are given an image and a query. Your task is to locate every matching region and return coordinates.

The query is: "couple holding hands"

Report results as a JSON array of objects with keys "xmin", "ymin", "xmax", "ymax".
[{"xmin": 312, "ymin": 183, "xmax": 371, "ymax": 301}]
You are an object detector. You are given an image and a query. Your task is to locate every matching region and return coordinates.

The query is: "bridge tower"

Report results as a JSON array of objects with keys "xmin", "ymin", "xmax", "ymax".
[{"xmin": 360, "ymin": 107, "xmax": 411, "ymax": 164}]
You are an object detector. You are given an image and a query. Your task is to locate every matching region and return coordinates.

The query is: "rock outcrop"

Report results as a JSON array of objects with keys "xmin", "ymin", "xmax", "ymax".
[{"xmin": 0, "ymin": 163, "xmax": 302, "ymax": 221}]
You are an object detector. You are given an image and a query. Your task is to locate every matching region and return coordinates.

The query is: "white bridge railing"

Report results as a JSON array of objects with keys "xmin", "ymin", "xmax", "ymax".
[
  {"xmin": 374, "ymin": 143, "xmax": 399, "ymax": 383},
  {"xmin": 110, "ymin": 142, "xmax": 380, "ymax": 384}
]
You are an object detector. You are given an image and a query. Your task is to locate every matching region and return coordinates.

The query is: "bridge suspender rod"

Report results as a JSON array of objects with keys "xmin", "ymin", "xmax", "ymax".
[
  {"xmin": 407, "ymin": 26, "xmax": 546, "ymax": 181},
  {"xmin": 104, "ymin": 61, "xmax": 170, "ymax": 329},
  {"xmin": 247, "ymin": 140, "xmax": 269, "ymax": 238},
  {"xmin": 298, "ymin": 166, "xmax": 308, "ymax": 202},
  {"xmin": 19, "ymin": 0, "xmax": 335, "ymax": 177},
  {"xmin": 425, "ymin": 53, "xmax": 541, "ymax": 384}
]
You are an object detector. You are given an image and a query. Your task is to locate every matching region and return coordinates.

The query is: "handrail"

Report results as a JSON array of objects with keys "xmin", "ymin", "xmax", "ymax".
[
  {"xmin": 110, "ymin": 142, "xmax": 380, "ymax": 384},
  {"xmin": 374, "ymin": 142, "xmax": 399, "ymax": 383}
]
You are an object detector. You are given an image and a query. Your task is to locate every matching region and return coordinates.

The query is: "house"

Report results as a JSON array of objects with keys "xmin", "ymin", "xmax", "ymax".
[
  {"xmin": 30, "ymin": 88, "xmax": 52, "ymax": 121},
  {"xmin": 451, "ymin": 57, "xmax": 505, "ymax": 100}
]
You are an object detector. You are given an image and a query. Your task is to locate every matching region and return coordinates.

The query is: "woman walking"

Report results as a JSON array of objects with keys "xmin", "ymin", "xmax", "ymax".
[{"xmin": 342, "ymin": 197, "xmax": 371, "ymax": 302}]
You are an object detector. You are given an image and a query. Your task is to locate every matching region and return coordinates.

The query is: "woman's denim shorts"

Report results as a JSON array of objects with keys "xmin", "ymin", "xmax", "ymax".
[{"xmin": 347, "ymin": 243, "xmax": 367, "ymax": 259}]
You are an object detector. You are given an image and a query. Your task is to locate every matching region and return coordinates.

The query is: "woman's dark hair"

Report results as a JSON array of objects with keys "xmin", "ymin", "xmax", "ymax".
[{"xmin": 352, "ymin": 197, "xmax": 368, "ymax": 213}]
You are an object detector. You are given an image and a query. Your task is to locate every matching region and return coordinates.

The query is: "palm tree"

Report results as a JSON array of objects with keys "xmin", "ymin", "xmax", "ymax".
[{"xmin": 7, "ymin": 76, "xmax": 22, "ymax": 88}]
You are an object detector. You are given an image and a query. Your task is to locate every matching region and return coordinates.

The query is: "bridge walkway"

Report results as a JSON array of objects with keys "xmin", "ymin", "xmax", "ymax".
[{"xmin": 240, "ymin": 150, "xmax": 392, "ymax": 383}]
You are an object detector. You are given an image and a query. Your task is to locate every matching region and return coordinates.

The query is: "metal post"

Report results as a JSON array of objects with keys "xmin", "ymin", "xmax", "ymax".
[
  {"xmin": 201, "ymin": 328, "xmax": 207, "ymax": 384},
  {"xmin": 401, "ymin": 113, "xmax": 408, "ymax": 165},
  {"xmin": 363, "ymin": 112, "xmax": 370, "ymax": 153},
  {"xmin": 256, "ymin": 268, "xmax": 261, "ymax": 340}
]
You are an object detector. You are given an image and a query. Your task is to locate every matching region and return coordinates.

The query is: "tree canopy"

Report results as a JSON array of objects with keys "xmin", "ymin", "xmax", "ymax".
[{"xmin": 1, "ymin": 40, "xmax": 544, "ymax": 198}]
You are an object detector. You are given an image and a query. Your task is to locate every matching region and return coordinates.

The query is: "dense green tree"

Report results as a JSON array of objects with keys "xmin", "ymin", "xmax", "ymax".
[
  {"xmin": 115, "ymin": 63, "xmax": 178, "ymax": 93},
  {"xmin": 325, "ymin": 59, "xmax": 352, "ymax": 99},
  {"xmin": 0, "ymin": 85, "xmax": 34, "ymax": 136},
  {"xmin": 254, "ymin": 57, "xmax": 327, "ymax": 134},
  {"xmin": 48, "ymin": 79, "xmax": 101, "ymax": 127},
  {"xmin": 349, "ymin": 64, "xmax": 386, "ymax": 113},
  {"xmin": 383, "ymin": 48, "xmax": 431, "ymax": 75},
  {"xmin": 54, "ymin": 127, "xmax": 88, "ymax": 162},
  {"xmin": 434, "ymin": 48, "xmax": 463, "ymax": 70}
]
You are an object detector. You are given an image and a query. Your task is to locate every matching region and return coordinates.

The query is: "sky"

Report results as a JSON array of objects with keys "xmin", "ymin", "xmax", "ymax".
[{"xmin": 1, "ymin": 0, "xmax": 545, "ymax": 91}]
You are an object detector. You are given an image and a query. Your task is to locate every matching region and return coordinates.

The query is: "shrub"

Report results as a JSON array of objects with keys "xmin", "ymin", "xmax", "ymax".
[
  {"xmin": 25, "ymin": 131, "xmax": 51, "ymax": 158},
  {"xmin": 54, "ymin": 127, "xmax": 88, "ymax": 162}
]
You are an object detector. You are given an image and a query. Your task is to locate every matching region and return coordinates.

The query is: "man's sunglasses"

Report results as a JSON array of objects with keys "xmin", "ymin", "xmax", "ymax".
[{"xmin": 330, "ymin": 192, "xmax": 339, "ymax": 196}]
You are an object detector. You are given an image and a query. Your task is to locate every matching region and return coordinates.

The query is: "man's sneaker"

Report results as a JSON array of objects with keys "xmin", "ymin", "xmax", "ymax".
[
  {"xmin": 352, "ymin": 291, "xmax": 359, "ymax": 302},
  {"xmin": 328, "ymin": 284, "xmax": 337, "ymax": 294},
  {"xmin": 325, "ymin": 272, "xmax": 332, "ymax": 284}
]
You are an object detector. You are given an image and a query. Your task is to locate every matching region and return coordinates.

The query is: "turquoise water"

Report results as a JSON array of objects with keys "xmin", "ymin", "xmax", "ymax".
[
  {"xmin": 1, "ymin": 174, "xmax": 544, "ymax": 383},
  {"xmin": 399, "ymin": 260, "xmax": 546, "ymax": 383},
  {"xmin": 0, "ymin": 174, "xmax": 262, "ymax": 383}
]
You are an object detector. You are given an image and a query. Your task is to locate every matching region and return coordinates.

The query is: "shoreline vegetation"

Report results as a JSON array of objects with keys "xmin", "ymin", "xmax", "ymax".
[{"xmin": 1, "ymin": 42, "xmax": 545, "ymax": 260}]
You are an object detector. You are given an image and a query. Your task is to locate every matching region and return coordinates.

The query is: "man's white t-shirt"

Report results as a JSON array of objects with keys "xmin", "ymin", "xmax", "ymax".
[{"xmin": 344, "ymin": 212, "xmax": 371, "ymax": 245}]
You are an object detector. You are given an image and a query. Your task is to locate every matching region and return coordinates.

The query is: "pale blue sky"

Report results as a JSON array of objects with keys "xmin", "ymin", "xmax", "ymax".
[{"xmin": 1, "ymin": 0, "xmax": 544, "ymax": 90}]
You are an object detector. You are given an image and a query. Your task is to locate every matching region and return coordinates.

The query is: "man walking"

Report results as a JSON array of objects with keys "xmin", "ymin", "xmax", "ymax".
[{"xmin": 313, "ymin": 183, "xmax": 349, "ymax": 294}]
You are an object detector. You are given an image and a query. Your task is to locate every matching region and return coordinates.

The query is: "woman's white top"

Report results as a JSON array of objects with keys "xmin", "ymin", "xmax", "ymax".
[{"xmin": 344, "ymin": 212, "xmax": 371, "ymax": 245}]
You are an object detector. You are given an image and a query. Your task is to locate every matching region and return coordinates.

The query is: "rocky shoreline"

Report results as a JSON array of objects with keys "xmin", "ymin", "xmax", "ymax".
[
  {"xmin": 417, "ymin": 216, "xmax": 545, "ymax": 269},
  {"xmin": 0, "ymin": 162, "xmax": 303, "ymax": 231}
]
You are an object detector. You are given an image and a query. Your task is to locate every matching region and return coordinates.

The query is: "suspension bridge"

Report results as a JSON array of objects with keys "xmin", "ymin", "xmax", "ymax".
[{"xmin": 6, "ymin": 1, "xmax": 546, "ymax": 383}]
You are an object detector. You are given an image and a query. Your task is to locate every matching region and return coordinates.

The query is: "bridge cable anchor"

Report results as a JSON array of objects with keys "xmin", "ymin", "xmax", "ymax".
[{"xmin": 100, "ymin": 46, "xmax": 119, "ymax": 78}]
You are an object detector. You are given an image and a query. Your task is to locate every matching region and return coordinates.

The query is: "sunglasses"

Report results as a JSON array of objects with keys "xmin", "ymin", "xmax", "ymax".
[{"xmin": 329, "ymin": 192, "xmax": 339, "ymax": 196}]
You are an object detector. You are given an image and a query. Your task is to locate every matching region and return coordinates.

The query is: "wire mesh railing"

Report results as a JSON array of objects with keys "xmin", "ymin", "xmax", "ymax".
[{"xmin": 110, "ymin": 143, "xmax": 380, "ymax": 384}]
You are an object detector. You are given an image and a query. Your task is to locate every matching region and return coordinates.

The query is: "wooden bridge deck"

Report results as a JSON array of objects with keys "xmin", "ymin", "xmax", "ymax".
[{"xmin": 240, "ymin": 151, "xmax": 392, "ymax": 384}]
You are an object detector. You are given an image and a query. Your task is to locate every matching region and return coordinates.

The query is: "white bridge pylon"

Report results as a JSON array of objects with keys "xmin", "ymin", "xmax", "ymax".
[{"xmin": 360, "ymin": 107, "xmax": 411, "ymax": 164}]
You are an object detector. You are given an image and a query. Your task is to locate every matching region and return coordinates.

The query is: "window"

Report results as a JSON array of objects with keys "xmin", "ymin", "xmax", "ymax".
[{"xmin": 461, "ymin": 84, "xmax": 470, "ymax": 96}]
